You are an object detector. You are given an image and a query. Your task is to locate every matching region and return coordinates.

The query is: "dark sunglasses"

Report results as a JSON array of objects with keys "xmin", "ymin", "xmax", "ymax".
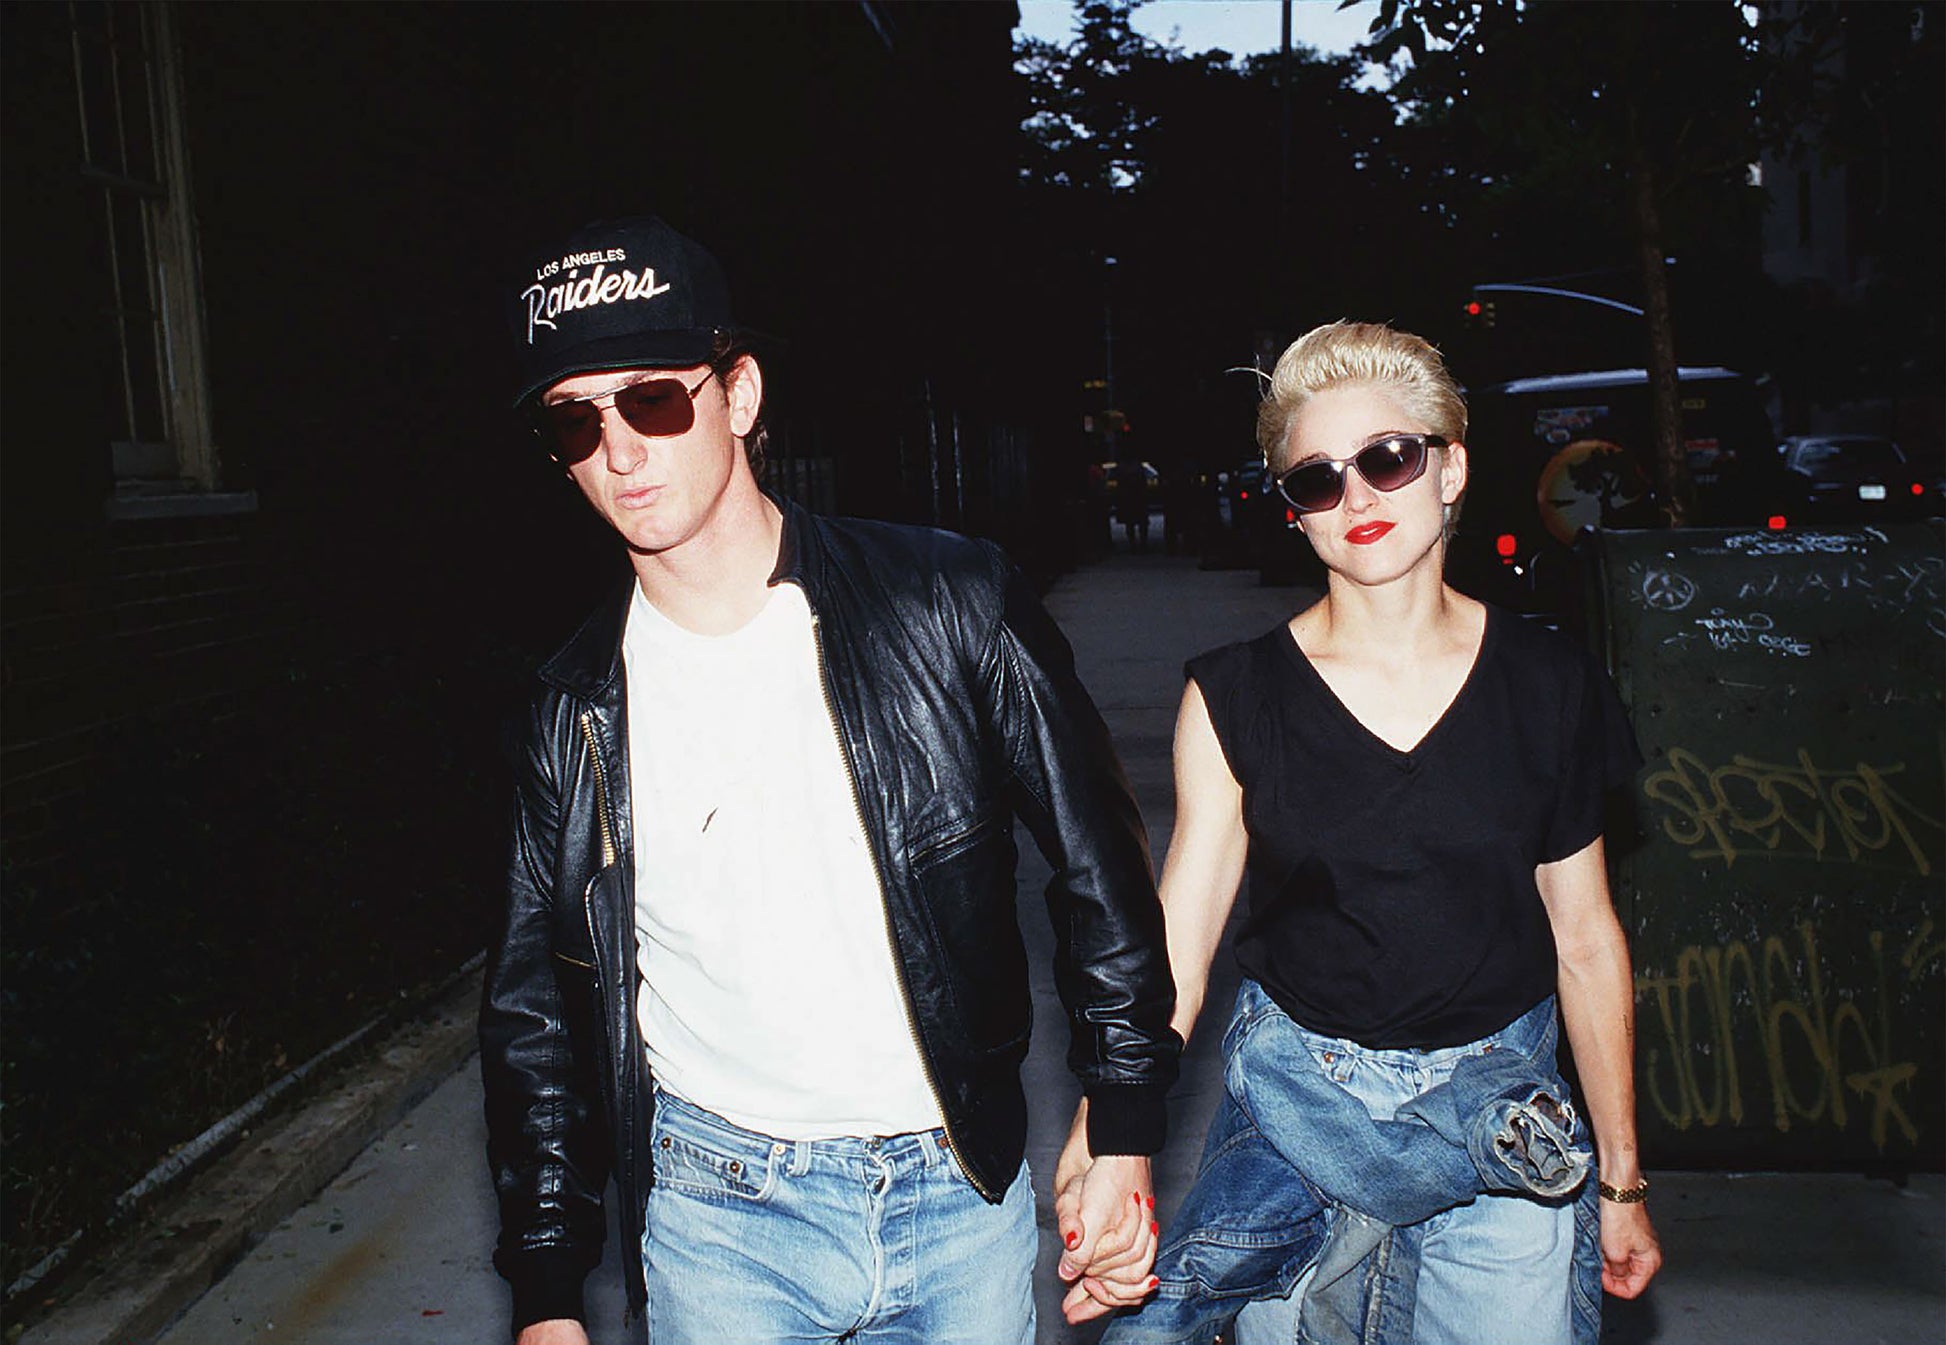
[
  {"xmin": 1273, "ymin": 433, "xmax": 1446, "ymax": 515},
  {"xmin": 533, "ymin": 369, "xmax": 719, "ymax": 464}
]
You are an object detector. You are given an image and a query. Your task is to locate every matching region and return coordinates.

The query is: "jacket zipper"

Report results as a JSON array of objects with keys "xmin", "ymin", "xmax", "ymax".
[
  {"xmin": 809, "ymin": 609, "xmax": 996, "ymax": 1201},
  {"xmin": 578, "ymin": 711, "xmax": 619, "ymax": 870}
]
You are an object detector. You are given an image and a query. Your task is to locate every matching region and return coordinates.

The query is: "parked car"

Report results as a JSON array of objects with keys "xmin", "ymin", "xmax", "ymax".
[
  {"xmin": 1777, "ymin": 434, "xmax": 1942, "ymax": 522},
  {"xmin": 1449, "ymin": 366, "xmax": 1790, "ymax": 617}
]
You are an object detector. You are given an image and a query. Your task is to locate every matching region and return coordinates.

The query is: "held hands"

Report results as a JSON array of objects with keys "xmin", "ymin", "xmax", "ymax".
[
  {"xmin": 1053, "ymin": 1100, "xmax": 1161, "ymax": 1324},
  {"xmin": 1598, "ymin": 1198, "xmax": 1663, "ymax": 1299}
]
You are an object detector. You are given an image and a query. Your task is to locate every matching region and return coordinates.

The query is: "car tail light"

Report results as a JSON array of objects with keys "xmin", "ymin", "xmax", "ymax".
[
  {"xmin": 1285, "ymin": 506, "xmax": 1297, "ymax": 526},
  {"xmin": 1767, "ymin": 515, "xmax": 1788, "ymax": 530},
  {"xmin": 1913, "ymin": 483, "xmax": 1926, "ymax": 497},
  {"xmin": 1238, "ymin": 489, "xmax": 1250, "ymax": 501},
  {"xmin": 1495, "ymin": 533, "xmax": 1518, "ymax": 562}
]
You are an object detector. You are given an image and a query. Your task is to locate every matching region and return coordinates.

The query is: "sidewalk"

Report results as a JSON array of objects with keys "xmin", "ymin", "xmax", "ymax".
[{"xmin": 19, "ymin": 548, "xmax": 1944, "ymax": 1344}]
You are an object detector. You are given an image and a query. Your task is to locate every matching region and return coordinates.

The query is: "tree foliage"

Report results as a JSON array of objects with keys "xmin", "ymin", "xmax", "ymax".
[
  {"xmin": 1370, "ymin": 0, "xmax": 1942, "ymax": 514},
  {"xmin": 1015, "ymin": 1, "xmax": 1450, "ymax": 477},
  {"xmin": 1018, "ymin": 0, "xmax": 1165, "ymax": 193},
  {"xmin": 1369, "ymin": 0, "xmax": 1775, "ymax": 523},
  {"xmin": 1015, "ymin": 0, "xmax": 1940, "ymax": 499}
]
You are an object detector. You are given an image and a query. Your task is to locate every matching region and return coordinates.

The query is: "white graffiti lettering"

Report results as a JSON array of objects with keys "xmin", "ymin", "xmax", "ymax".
[
  {"xmin": 1690, "ymin": 609, "xmax": 1812, "ymax": 657},
  {"xmin": 1716, "ymin": 531, "xmax": 1869, "ymax": 557}
]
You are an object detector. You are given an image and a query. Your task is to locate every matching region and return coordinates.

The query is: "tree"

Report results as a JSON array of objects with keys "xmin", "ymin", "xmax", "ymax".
[
  {"xmin": 1018, "ymin": 0, "xmax": 1164, "ymax": 195},
  {"xmin": 1369, "ymin": 0, "xmax": 1769, "ymax": 526},
  {"xmin": 1017, "ymin": 1, "xmax": 1443, "ymax": 484}
]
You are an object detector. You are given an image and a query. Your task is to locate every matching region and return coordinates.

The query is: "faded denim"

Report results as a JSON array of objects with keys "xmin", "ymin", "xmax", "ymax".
[
  {"xmin": 640, "ymin": 1089, "xmax": 1036, "ymax": 1344},
  {"xmin": 1102, "ymin": 981, "xmax": 1600, "ymax": 1345}
]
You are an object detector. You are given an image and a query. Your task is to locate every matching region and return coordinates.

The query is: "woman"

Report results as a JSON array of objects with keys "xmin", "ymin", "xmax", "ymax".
[{"xmin": 1064, "ymin": 322, "xmax": 1661, "ymax": 1343}]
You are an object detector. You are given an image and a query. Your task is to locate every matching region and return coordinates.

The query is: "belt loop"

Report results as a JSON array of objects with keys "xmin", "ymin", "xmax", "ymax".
[{"xmin": 789, "ymin": 1138, "xmax": 813, "ymax": 1177}]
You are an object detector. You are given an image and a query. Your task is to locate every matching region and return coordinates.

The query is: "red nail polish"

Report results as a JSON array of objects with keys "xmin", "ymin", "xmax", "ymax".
[
  {"xmin": 1151, "ymin": 1220, "xmax": 1160, "ymax": 1236},
  {"xmin": 1065, "ymin": 1231, "xmax": 1079, "ymax": 1249},
  {"xmin": 1147, "ymin": 1275, "xmax": 1160, "ymax": 1290},
  {"xmin": 1146, "ymin": 1194, "xmax": 1156, "ymax": 1209}
]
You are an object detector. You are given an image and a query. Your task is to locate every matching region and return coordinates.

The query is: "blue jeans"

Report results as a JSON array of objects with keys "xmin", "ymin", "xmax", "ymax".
[
  {"xmin": 1102, "ymin": 981, "xmax": 1598, "ymax": 1345},
  {"xmin": 641, "ymin": 1089, "xmax": 1036, "ymax": 1344},
  {"xmin": 1234, "ymin": 994, "xmax": 1591, "ymax": 1345}
]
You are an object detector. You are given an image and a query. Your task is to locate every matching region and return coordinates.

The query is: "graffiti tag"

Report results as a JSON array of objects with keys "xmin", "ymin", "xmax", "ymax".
[
  {"xmin": 1640, "ymin": 568, "xmax": 1698, "ymax": 612},
  {"xmin": 1637, "ymin": 921, "xmax": 1941, "ymax": 1150},
  {"xmin": 1689, "ymin": 609, "xmax": 1812, "ymax": 658},
  {"xmin": 1642, "ymin": 747, "xmax": 1941, "ymax": 874},
  {"xmin": 1714, "ymin": 531, "xmax": 1872, "ymax": 557}
]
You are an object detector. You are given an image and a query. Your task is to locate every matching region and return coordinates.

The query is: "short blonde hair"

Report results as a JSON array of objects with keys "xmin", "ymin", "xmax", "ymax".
[{"xmin": 1256, "ymin": 321, "xmax": 1467, "ymax": 473}]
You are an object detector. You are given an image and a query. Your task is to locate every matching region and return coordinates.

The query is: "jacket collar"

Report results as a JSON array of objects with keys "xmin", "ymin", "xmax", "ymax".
[
  {"xmin": 767, "ymin": 491, "xmax": 817, "ymax": 590},
  {"xmin": 539, "ymin": 490, "xmax": 817, "ymax": 702}
]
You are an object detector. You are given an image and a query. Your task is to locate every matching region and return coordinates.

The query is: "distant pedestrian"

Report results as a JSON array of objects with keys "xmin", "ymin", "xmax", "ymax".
[
  {"xmin": 1077, "ymin": 321, "xmax": 1661, "ymax": 1344},
  {"xmin": 1086, "ymin": 456, "xmax": 1112, "ymax": 553},
  {"xmin": 479, "ymin": 215, "xmax": 1179, "ymax": 1345},
  {"xmin": 1113, "ymin": 457, "xmax": 1150, "ymax": 550}
]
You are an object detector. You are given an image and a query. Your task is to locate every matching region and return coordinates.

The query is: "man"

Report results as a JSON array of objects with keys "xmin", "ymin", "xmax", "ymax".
[{"xmin": 480, "ymin": 215, "xmax": 1179, "ymax": 1344}]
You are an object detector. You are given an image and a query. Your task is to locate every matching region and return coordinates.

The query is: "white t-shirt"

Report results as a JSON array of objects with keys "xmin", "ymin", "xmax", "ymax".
[{"xmin": 622, "ymin": 580, "xmax": 943, "ymax": 1139}]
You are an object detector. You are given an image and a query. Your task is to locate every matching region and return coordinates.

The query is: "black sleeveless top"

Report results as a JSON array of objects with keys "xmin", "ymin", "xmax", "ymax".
[{"xmin": 1186, "ymin": 605, "xmax": 1640, "ymax": 1049}]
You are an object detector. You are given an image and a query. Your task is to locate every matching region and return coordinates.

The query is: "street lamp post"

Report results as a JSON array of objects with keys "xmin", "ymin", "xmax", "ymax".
[{"xmin": 1103, "ymin": 254, "xmax": 1118, "ymax": 460}]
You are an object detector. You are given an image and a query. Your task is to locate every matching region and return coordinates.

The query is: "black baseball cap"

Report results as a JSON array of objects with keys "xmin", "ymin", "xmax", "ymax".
[{"xmin": 509, "ymin": 216, "xmax": 735, "ymax": 406}]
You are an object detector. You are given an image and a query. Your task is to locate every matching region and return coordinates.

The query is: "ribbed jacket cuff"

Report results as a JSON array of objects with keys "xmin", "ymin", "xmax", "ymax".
[
  {"xmin": 1084, "ymin": 1081, "xmax": 1170, "ymax": 1156},
  {"xmin": 506, "ymin": 1247, "xmax": 590, "ymax": 1336}
]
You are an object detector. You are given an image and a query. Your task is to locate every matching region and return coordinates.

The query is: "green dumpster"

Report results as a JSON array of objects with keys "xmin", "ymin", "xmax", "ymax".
[{"xmin": 1587, "ymin": 521, "xmax": 1945, "ymax": 1170}]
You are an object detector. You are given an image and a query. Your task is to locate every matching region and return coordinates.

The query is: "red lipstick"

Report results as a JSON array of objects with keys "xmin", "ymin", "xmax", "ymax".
[{"xmin": 1346, "ymin": 522, "xmax": 1394, "ymax": 545}]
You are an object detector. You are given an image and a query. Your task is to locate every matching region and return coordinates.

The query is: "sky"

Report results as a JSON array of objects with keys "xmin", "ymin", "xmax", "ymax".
[{"xmin": 1013, "ymin": 0, "xmax": 1383, "ymax": 59}]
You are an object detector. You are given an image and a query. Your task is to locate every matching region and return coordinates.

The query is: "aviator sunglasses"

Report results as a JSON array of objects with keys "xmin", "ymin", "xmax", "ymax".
[
  {"xmin": 533, "ymin": 368, "xmax": 720, "ymax": 464},
  {"xmin": 1273, "ymin": 432, "xmax": 1447, "ymax": 515}
]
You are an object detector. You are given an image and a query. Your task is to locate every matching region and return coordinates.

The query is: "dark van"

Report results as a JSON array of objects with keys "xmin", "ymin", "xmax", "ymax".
[{"xmin": 1451, "ymin": 366, "xmax": 1785, "ymax": 619}]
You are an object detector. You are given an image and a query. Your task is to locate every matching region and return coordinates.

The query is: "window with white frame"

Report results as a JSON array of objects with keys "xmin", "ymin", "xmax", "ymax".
[{"xmin": 68, "ymin": 0, "xmax": 220, "ymax": 497}]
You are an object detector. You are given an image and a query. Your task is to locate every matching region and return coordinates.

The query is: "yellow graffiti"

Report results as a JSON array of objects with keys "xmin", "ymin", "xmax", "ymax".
[
  {"xmin": 1642, "ymin": 747, "xmax": 1941, "ymax": 874},
  {"xmin": 1902, "ymin": 919, "xmax": 1946, "ymax": 978},
  {"xmin": 1637, "ymin": 921, "xmax": 1927, "ymax": 1151}
]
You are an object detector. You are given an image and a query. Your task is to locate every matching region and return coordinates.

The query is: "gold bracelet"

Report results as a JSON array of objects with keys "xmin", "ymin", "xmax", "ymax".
[{"xmin": 1598, "ymin": 1177, "xmax": 1650, "ymax": 1204}]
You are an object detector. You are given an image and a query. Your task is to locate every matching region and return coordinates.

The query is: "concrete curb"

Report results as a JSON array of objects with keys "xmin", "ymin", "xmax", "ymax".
[{"xmin": 16, "ymin": 967, "xmax": 484, "ymax": 1345}]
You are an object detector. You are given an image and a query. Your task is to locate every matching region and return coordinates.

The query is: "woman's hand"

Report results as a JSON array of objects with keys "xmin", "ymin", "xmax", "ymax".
[
  {"xmin": 1538, "ymin": 839, "xmax": 1663, "ymax": 1302},
  {"xmin": 1045, "ymin": 680, "xmax": 1251, "ymax": 1326},
  {"xmin": 1599, "ymin": 1198, "xmax": 1662, "ymax": 1298},
  {"xmin": 516, "ymin": 1320, "xmax": 589, "ymax": 1345},
  {"xmin": 1053, "ymin": 1099, "xmax": 1160, "ymax": 1323}
]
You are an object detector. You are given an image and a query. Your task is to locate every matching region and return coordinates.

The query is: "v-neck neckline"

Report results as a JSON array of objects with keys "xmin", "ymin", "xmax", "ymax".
[{"xmin": 1276, "ymin": 604, "xmax": 1496, "ymax": 767}]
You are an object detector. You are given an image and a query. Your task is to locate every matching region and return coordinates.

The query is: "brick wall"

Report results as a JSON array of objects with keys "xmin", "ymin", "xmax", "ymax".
[{"xmin": 1, "ymin": 512, "xmax": 271, "ymax": 880}]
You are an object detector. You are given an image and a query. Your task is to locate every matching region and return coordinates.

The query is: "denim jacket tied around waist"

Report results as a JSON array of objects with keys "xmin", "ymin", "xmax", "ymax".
[{"xmin": 1101, "ymin": 980, "xmax": 1601, "ymax": 1345}]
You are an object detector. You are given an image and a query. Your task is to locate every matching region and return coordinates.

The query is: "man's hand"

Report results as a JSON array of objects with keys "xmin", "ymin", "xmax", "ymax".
[
  {"xmin": 1053, "ymin": 1101, "xmax": 1160, "ymax": 1324},
  {"xmin": 516, "ymin": 1319, "xmax": 589, "ymax": 1345},
  {"xmin": 1599, "ymin": 1200, "xmax": 1662, "ymax": 1299}
]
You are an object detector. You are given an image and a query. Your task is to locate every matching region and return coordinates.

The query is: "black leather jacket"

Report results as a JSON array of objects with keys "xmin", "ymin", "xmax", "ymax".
[{"xmin": 480, "ymin": 497, "xmax": 1178, "ymax": 1330}]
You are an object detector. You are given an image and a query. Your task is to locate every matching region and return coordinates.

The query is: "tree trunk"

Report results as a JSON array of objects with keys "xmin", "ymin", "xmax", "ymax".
[{"xmin": 1626, "ymin": 120, "xmax": 1694, "ymax": 528}]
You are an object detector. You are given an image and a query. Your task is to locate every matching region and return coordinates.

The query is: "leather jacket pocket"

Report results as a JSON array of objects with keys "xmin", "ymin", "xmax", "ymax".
[
  {"xmin": 551, "ymin": 865, "xmax": 610, "ymax": 971},
  {"xmin": 550, "ymin": 868, "xmax": 612, "ymax": 1066},
  {"xmin": 909, "ymin": 811, "xmax": 1004, "ymax": 873},
  {"xmin": 908, "ymin": 814, "xmax": 1030, "ymax": 1056}
]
